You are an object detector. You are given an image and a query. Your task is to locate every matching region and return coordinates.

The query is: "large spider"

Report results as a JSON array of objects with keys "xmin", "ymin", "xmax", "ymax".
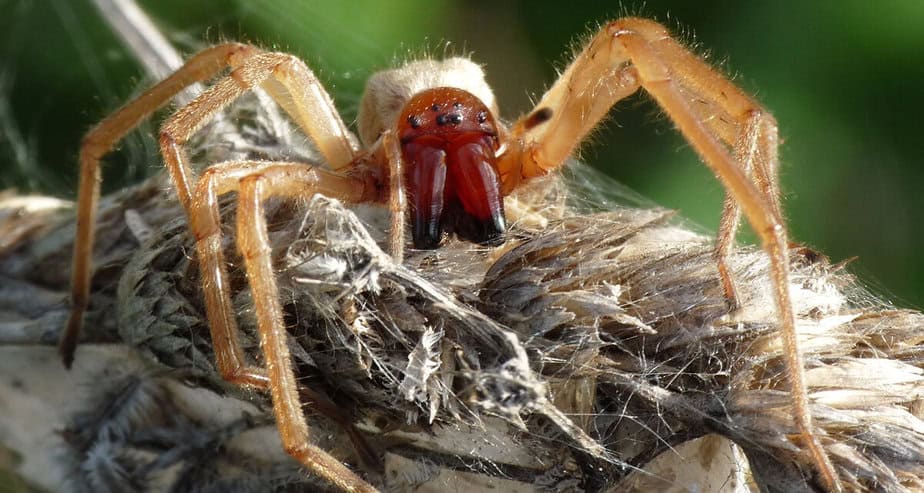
[{"xmin": 60, "ymin": 18, "xmax": 840, "ymax": 492}]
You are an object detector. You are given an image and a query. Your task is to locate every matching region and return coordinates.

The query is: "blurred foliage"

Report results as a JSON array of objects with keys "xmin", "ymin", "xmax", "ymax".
[{"xmin": 0, "ymin": 0, "xmax": 922, "ymax": 307}]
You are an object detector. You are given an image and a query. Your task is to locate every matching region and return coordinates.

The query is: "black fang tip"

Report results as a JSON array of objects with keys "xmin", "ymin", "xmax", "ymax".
[{"xmin": 453, "ymin": 209, "xmax": 506, "ymax": 247}]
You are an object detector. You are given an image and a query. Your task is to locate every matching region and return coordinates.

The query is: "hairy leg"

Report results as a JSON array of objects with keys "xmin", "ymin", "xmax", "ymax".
[
  {"xmin": 65, "ymin": 45, "xmax": 360, "ymax": 368},
  {"xmin": 190, "ymin": 161, "xmax": 374, "ymax": 388},
  {"xmin": 224, "ymin": 164, "xmax": 375, "ymax": 491},
  {"xmin": 716, "ymin": 109, "xmax": 780, "ymax": 306},
  {"xmin": 157, "ymin": 50, "xmax": 360, "ymax": 213},
  {"xmin": 501, "ymin": 18, "xmax": 838, "ymax": 490},
  {"xmin": 63, "ymin": 43, "xmax": 258, "ymax": 367},
  {"xmin": 382, "ymin": 130, "xmax": 407, "ymax": 261}
]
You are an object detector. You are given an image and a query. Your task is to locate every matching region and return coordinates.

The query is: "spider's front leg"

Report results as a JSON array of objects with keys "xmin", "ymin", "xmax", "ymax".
[
  {"xmin": 64, "ymin": 45, "xmax": 361, "ymax": 369},
  {"xmin": 190, "ymin": 160, "xmax": 375, "ymax": 387},
  {"xmin": 191, "ymin": 160, "xmax": 362, "ymax": 388},
  {"xmin": 498, "ymin": 18, "xmax": 839, "ymax": 491},
  {"xmin": 190, "ymin": 161, "xmax": 378, "ymax": 492},
  {"xmin": 62, "ymin": 42, "xmax": 260, "ymax": 366}
]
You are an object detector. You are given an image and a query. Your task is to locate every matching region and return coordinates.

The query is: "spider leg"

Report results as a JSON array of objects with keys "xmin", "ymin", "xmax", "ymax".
[
  {"xmin": 716, "ymin": 111, "xmax": 781, "ymax": 307},
  {"xmin": 218, "ymin": 163, "xmax": 375, "ymax": 491},
  {"xmin": 158, "ymin": 51, "xmax": 360, "ymax": 202},
  {"xmin": 501, "ymin": 18, "xmax": 839, "ymax": 491},
  {"xmin": 190, "ymin": 161, "xmax": 375, "ymax": 389},
  {"xmin": 192, "ymin": 160, "xmax": 380, "ymax": 470},
  {"xmin": 65, "ymin": 46, "xmax": 361, "ymax": 368},
  {"xmin": 382, "ymin": 130, "xmax": 407, "ymax": 261},
  {"xmin": 63, "ymin": 42, "xmax": 259, "ymax": 367}
]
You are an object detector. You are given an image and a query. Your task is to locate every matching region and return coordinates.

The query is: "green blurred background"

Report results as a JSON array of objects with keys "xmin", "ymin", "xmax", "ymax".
[{"xmin": 1, "ymin": 0, "xmax": 922, "ymax": 307}]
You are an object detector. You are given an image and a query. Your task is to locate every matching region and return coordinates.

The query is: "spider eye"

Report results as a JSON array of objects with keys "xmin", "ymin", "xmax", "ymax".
[{"xmin": 436, "ymin": 113, "xmax": 463, "ymax": 126}]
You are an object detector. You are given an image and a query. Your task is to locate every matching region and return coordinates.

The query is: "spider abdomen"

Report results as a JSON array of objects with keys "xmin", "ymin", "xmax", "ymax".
[{"xmin": 398, "ymin": 87, "xmax": 505, "ymax": 248}]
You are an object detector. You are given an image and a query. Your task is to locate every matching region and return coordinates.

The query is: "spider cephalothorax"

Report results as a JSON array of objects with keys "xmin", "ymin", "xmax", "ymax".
[
  {"xmin": 357, "ymin": 58, "xmax": 506, "ymax": 249},
  {"xmin": 61, "ymin": 17, "xmax": 842, "ymax": 492}
]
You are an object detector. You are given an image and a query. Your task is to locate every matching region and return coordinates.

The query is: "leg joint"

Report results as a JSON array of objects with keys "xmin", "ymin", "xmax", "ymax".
[
  {"xmin": 740, "ymin": 106, "xmax": 767, "ymax": 122},
  {"xmin": 78, "ymin": 141, "xmax": 106, "ymax": 164},
  {"xmin": 763, "ymin": 222, "xmax": 784, "ymax": 238},
  {"xmin": 271, "ymin": 54, "xmax": 316, "ymax": 82},
  {"xmin": 198, "ymin": 165, "xmax": 230, "ymax": 190},
  {"xmin": 225, "ymin": 43, "xmax": 260, "ymax": 68},
  {"xmin": 240, "ymin": 173, "xmax": 265, "ymax": 190},
  {"xmin": 218, "ymin": 364, "xmax": 269, "ymax": 388},
  {"xmin": 159, "ymin": 129, "xmax": 180, "ymax": 148},
  {"xmin": 282, "ymin": 441, "xmax": 310, "ymax": 458},
  {"xmin": 228, "ymin": 66, "xmax": 253, "ymax": 88},
  {"xmin": 192, "ymin": 219, "xmax": 220, "ymax": 243},
  {"xmin": 606, "ymin": 17, "xmax": 669, "ymax": 39}
]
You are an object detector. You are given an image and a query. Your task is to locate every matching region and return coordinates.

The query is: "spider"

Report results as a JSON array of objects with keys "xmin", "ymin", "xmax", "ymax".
[{"xmin": 59, "ymin": 17, "xmax": 840, "ymax": 492}]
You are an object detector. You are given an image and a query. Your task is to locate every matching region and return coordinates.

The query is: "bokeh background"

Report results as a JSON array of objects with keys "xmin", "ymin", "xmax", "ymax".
[{"xmin": 1, "ymin": 0, "xmax": 922, "ymax": 307}]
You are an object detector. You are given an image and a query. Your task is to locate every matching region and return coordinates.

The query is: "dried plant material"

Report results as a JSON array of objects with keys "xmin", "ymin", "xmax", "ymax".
[
  {"xmin": 0, "ymin": 192, "xmax": 70, "ymax": 257},
  {"xmin": 2, "ymin": 163, "xmax": 924, "ymax": 492},
  {"xmin": 397, "ymin": 327, "xmax": 444, "ymax": 423}
]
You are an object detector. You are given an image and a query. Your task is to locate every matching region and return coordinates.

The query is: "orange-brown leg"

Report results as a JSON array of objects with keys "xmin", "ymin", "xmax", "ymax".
[
  {"xmin": 158, "ymin": 51, "xmax": 360, "ymax": 211},
  {"xmin": 62, "ymin": 42, "xmax": 260, "ymax": 367},
  {"xmin": 64, "ymin": 45, "xmax": 360, "ymax": 367},
  {"xmin": 188, "ymin": 162, "xmax": 376, "ymax": 491},
  {"xmin": 190, "ymin": 161, "xmax": 374, "ymax": 389},
  {"xmin": 715, "ymin": 109, "xmax": 780, "ymax": 307},
  {"xmin": 191, "ymin": 160, "xmax": 278, "ymax": 389},
  {"xmin": 617, "ymin": 28, "xmax": 839, "ymax": 489},
  {"xmin": 240, "ymin": 176, "xmax": 376, "ymax": 492},
  {"xmin": 382, "ymin": 130, "xmax": 407, "ymax": 261},
  {"xmin": 501, "ymin": 18, "xmax": 839, "ymax": 491},
  {"xmin": 158, "ymin": 55, "xmax": 364, "ymax": 382}
]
